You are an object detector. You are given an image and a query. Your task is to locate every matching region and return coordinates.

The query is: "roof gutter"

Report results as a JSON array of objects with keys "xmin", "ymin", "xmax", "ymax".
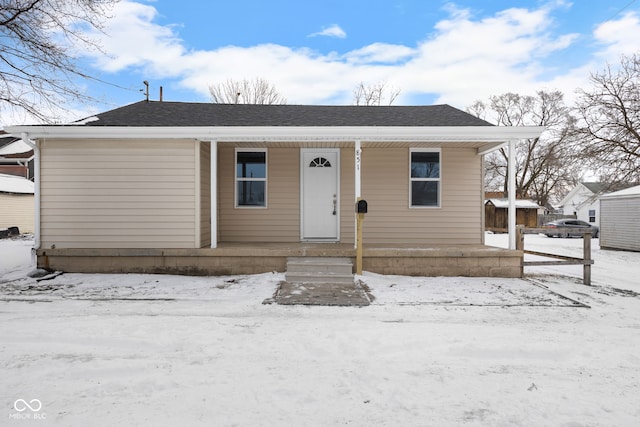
[
  {"xmin": 20, "ymin": 133, "xmax": 40, "ymax": 252},
  {"xmin": 5, "ymin": 125, "xmax": 546, "ymax": 144}
]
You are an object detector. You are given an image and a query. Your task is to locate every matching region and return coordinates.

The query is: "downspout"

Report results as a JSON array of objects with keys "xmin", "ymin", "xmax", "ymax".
[{"xmin": 21, "ymin": 133, "xmax": 40, "ymax": 251}]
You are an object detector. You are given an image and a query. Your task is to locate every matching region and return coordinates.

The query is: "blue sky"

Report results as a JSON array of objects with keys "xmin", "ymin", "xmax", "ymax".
[{"xmin": 58, "ymin": 0, "xmax": 640, "ymax": 119}]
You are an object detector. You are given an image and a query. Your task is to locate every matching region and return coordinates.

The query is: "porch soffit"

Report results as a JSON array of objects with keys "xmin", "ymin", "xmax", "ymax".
[{"xmin": 216, "ymin": 140, "xmax": 493, "ymax": 149}]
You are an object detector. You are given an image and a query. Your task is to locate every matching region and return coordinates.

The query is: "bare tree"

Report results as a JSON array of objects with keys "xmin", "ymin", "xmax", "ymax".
[
  {"xmin": 0, "ymin": 0, "xmax": 115, "ymax": 123},
  {"xmin": 574, "ymin": 53, "xmax": 640, "ymax": 184},
  {"xmin": 209, "ymin": 78, "xmax": 287, "ymax": 104},
  {"xmin": 352, "ymin": 81, "xmax": 400, "ymax": 106},
  {"xmin": 468, "ymin": 91, "xmax": 582, "ymax": 208}
]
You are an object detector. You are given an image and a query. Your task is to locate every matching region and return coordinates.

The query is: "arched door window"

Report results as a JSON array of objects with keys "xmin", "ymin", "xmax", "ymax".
[{"xmin": 309, "ymin": 157, "xmax": 332, "ymax": 168}]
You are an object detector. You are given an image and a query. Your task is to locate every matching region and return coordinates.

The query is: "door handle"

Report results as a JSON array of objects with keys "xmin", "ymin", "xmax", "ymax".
[{"xmin": 332, "ymin": 194, "xmax": 337, "ymax": 215}]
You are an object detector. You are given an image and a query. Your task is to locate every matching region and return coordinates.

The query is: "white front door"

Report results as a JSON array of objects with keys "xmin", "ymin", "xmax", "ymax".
[{"xmin": 301, "ymin": 149, "xmax": 339, "ymax": 240}]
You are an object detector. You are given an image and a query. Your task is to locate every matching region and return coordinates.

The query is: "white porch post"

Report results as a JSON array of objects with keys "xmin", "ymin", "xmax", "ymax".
[
  {"xmin": 508, "ymin": 139, "xmax": 517, "ymax": 250},
  {"xmin": 210, "ymin": 140, "xmax": 218, "ymax": 248},
  {"xmin": 355, "ymin": 140, "xmax": 362, "ymax": 248}
]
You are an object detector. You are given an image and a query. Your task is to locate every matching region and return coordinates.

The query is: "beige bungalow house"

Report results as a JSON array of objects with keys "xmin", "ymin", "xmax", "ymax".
[{"xmin": 7, "ymin": 101, "xmax": 544, "ymax": 277}]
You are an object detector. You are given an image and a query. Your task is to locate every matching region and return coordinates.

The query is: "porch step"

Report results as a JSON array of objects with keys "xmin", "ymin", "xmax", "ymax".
[{"xmin": 285, "ymin": 257, "xmax": 354, "ymax": 285}]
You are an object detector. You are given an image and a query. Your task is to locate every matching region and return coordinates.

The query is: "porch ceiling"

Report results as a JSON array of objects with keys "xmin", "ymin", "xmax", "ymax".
[{"xmin": 217, "ymin": 140, "xmax": 498, "ymax": 149}]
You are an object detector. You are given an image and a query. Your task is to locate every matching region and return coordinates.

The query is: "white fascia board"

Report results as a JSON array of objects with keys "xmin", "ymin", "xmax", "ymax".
[{"xmin": 6, "ymin": 125, "xmax": 546, "ymax": 143}]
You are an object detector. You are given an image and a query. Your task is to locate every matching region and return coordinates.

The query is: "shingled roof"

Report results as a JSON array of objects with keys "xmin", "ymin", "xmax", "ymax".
[{"xmin": 79, "ymin": 101, "xmax": 494, "ymax": 127}]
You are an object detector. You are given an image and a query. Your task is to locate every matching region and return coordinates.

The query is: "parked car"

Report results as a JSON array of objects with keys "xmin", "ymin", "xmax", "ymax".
[{"xmin": 542, "ymin": 219, "xmax": 599, "ymax": 238}]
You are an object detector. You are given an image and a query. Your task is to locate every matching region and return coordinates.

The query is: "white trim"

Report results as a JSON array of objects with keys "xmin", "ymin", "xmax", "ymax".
[
  {"xmin": 355, "ymin": 140, "xmax": 361, "ymax": 249},
  {"xmin": 409, "ymin": 148, "xmax": 442, "ymax": 209},
  {"xmin": 6, "ymin": 125, "xmax": 546, "ymax": 144},
  {"xmin": 355, "ymin": 140, "xmax": 362, "ymax": 199},
  {"xmin": 508, "ymin": 140, "xmax": 516, "ymax": 250},
  {"xmin": 210, "ymin": 140, "xmax": 218, "ymax": 249},
  {"xmin": 234, "ymin": 148, "xmax": 267, "ymax": 209},
  {"xmin": 300, "ymin": 148, "xmax": 340, "ymax": 242}
]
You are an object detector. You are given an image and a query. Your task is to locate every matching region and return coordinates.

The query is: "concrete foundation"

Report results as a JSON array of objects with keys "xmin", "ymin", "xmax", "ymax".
[{"xmin": 37, "ymin": 243, "xmax": 523, "ymax": 278}]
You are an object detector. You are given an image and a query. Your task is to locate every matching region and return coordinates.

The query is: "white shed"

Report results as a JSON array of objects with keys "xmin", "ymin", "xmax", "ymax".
[{"xmin": 599, "ymin": 185, "xmax": 640, "ymax": 252}]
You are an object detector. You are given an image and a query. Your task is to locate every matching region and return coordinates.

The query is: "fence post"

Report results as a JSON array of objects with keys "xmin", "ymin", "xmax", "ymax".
[
  {"xmin": 515, "ymin": 225, "xmax": 524, "ymax": 251},
  {"xmin": 583, "ymin": 231, "xmax": 592, "ymax": 286},
  {"xmin": 516, "ymin": 225, "xmax": 524, "ymax": 278}
]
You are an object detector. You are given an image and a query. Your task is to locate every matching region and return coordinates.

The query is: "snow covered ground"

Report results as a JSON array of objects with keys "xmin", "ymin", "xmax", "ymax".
[{"xmin": 1, "ymin": 234, "xmax": 639, "ymax": 426}]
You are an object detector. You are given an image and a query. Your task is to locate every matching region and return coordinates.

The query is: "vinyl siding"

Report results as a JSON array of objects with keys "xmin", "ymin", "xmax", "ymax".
[
  {"xmin": 360, "ymin": 147, "xmax": 482, "ymax": 244},
  {"xmin": 217, "ymin": 145, "xmax": 481, "ymax": 245},
  {"xmin": 218, "ymin": 146, "xmax": 300, "ymax": 242},
  {"xmin": 0, "ymin": 193, "xmax": 34, "ymax": 233},
  {"xmin": 39, "ymin": 139, "xmax": 198, "ymax": 249},
  {"xmin": 600, "ymin": 196, "xmax": 640, "ymax": 251}
]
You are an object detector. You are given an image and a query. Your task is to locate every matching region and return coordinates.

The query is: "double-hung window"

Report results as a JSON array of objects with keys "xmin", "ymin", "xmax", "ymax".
[
  {"xmin": 410, "ymin": 149, "xmax": 440, "ymax": 207},
  {"xmin": 236, "ymin": 149, "xmax": 267, "ymax": 207}
]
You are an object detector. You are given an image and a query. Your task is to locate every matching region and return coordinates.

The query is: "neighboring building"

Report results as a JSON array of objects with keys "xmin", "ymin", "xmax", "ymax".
[
  {"xmin": 0, "ymin": 173, "xmax": 35, "ymax": 233},
  {"xmin": 557, "ymin": 182, "xmax": 607, "ymax": 227},
  {"xmin": 484, "ymin": 199, "xmax": 542, "ymax": 232},
  {"xmin": 0, "ymin": 133, "xmax": 34, "ymax": 179},
  {"xmin": 7, "ymin": 101, "xmax": 543, "ymax": 277},
  {"xmin": 599, "ymin": 185, "xmax": 640, "ymax": 252}
]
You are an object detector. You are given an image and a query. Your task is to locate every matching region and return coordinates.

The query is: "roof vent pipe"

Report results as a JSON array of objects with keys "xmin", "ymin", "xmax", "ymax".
[
  {"xmin": 143, "ymin": 80, "xmax": 149, "ymax": 102},
  {"xmin": 160, "ymin": 86, "xmax": 163, "ymax": 102}
]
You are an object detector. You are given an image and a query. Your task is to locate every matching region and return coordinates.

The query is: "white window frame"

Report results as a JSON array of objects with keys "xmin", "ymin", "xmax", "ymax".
[
  {"xmin": 409, "ymin": 148, "xmax": 441, "ymax": 208},
  {"xmin": 235, "ymin": 148, "xmax": 267, "ymax": 209}
]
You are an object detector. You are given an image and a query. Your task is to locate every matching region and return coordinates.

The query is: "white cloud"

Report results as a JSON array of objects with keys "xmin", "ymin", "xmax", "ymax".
[
  {"xmin": 308, "ymin": 24, "xmax": 347, "ymax": 38},
  {"xmin": 593, "ymin": 12, "xmax": 640, "ymax": 61},
  {"xmin": 344, "ymin": 43, "xmax": 416, "ymax": 64},
  {"xmin": 80, "ymin": 1, "xmax": 640, "ymax": 109},
  {"xmin": 86, "ymin": 1, "xmax": 184, "ymax": 74},
  {"xmin": 390, "ymin": 5, "xmax": 582, "ymax": 105}
]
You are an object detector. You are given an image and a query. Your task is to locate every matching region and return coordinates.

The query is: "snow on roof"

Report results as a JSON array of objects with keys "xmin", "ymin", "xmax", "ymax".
[
  {"xmin": 486, "ymin": 198, "xmax": 542, "ymax": 209},
  {"xmin": 0, "ymin": 140, "xmax": 32, "ymax": 156},
  {"xmin": 0, "ymin": 173, "xmax": 34, "ymax": 194},
  {"xmin": 600, "ymin": 184, "xmax": 640, "ymax": 199},
  {"xmin": 72, "ymin": 116, "xmax": 99, "ymax": 125}
]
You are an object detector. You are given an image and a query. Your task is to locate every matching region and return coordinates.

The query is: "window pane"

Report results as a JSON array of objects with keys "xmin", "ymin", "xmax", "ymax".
[
  {"xmin": 412, "ymin": 181, "xmax": 438, "ymax": 206},
  {"xmin": 237, "ymin": 181, "xmax": 265, "ymax": 206},
  {"xmin": 236, "ymin": 152, "xmax": 266, "ymax": 178},
  {"xmin": 411, "ymin": 152, "xmax": 439, "ymax": 178}
]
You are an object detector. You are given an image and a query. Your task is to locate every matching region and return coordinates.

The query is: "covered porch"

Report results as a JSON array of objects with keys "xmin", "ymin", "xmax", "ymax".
[{"xmin": 10, "ymin": 103, "xmax": 544, "ymax": 279}]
